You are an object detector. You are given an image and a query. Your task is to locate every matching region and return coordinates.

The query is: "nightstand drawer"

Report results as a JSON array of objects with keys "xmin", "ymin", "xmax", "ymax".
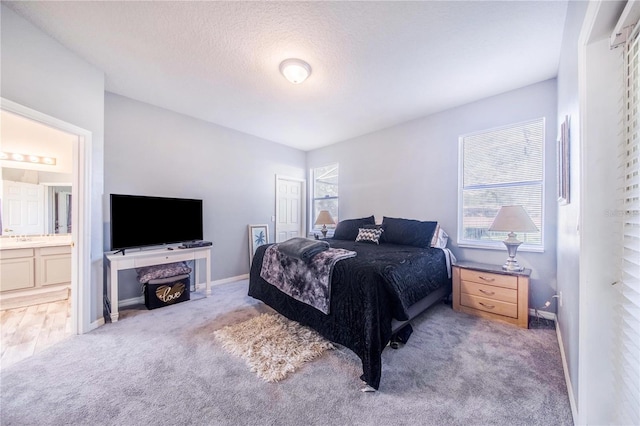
[
  {"xmin": 460, "ymin": 293, "xmax": 517, "ymax": 318},
  {"xmin": 460, "ymin": 268, "xmax": 517, "ymax": 290},
  {"xmin": 460, "ymin": 280, "xmax": 517, "ymax": 304}
]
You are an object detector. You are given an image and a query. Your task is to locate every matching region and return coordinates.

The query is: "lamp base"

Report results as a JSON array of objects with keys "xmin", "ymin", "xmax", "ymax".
[
  {"xmin": 502, "ymin": 259, "xmax": 524, "ymax": 272},
  {"xmin": 321, "ymin": 225, "xmax": 328, "ymax": 238},
  {"xmin": 502, "ymin": 233, "xmax": 524, "ymax": 272}
]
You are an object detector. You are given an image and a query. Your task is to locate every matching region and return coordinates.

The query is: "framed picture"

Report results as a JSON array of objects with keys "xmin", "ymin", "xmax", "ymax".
[
  {"xmin": 248, "ymin": 224, "xmax": 269, "ymax": 265},
  {"xmin": 557, "ymin": 115, "xmax": 570, "ymax": 205}
]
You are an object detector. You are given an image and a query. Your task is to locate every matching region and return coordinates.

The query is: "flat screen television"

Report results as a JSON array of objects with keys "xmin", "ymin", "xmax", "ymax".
[{"xmin": 110, "ymin": 194, "xmax": 203, "ymax": 251}]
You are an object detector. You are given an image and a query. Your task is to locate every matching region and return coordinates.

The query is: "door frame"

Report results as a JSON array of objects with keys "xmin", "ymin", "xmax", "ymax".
[
  {"xmin": 274, "ymin": 175, "xmax": 306, "ymax": 242},
  {"xmin": 1, "ymin": 97, "xmax": 92, "ymax": 335}
]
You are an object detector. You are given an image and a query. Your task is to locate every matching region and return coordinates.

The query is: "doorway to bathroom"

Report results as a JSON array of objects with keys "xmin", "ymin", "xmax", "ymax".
[{"xmin": 0, "ymin": 100, "xmax": 91, "ymax": 368}]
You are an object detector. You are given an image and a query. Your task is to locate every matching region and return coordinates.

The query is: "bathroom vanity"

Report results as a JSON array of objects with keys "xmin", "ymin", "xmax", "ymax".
[{"xmin": 0, "ymin": 235, "xmax": 72, "ymax": 309}]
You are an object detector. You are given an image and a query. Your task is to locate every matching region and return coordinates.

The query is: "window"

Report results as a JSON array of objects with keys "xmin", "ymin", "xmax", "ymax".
[
  {"xmin": 458, "ymin": 119, "xmax": 544, "ymax": 250},
  {"xmin": 311, "ymin": 164, "xmax": 338, "ymax": 232}
]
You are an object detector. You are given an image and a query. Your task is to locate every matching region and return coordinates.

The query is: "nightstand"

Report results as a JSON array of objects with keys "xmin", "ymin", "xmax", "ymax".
[{"xmin": 452, "ymin": 261, "xmax": 531, "ymax": 328}]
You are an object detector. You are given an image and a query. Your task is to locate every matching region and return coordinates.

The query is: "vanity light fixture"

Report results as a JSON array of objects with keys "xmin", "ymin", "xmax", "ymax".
[
  {"xmin": 279, "ymin": 58, "xmax": 312, "ymax": 84},
  {"xmin": 1, "ymin": 151, "xmax": 56, "ymax": 166}
]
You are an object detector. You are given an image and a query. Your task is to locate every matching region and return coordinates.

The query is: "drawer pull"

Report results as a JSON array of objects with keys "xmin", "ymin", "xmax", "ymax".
[
  {"xmin": 478, "ymin": 302, "xmax": 495, "ymax": 309},
  {"xmin": 479, "ymin": 289, "xmax": 495, "ymax": 296},
  {"xmin": 479, "ymin": 276, "xmax": 495, "ymax": 282}
]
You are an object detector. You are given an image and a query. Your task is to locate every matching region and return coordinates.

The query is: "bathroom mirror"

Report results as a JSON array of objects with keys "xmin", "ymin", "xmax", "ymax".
[
  {"xmin": 1, "ymin": 108, "xmax": 75, "ymax": 237},
  {"xmin": 1, "ymin": 167, "xmax": 72, "ymax": 236}
]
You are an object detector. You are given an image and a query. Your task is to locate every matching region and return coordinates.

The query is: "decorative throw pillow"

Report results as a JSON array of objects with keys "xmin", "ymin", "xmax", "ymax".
[
  {"xmin": 381, "ymin": 216, "xmax": 438, "ymax": 248},
  {"xmin": 355, "ymin": 227, "xmax": 383, "ymax": 244},
  {"xmin": 333, "ymin": 215, "xmax": 376, "ymax": 240}
]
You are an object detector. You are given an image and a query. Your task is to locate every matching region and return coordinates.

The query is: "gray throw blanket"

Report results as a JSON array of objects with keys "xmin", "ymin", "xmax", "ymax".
[
  {"xmin": 259, "ymin": 244, "xmax": 356, "ymax": 314},
  {"xmin": 277, "ymin": 237, "xmax": 329, "ymax": 262}
]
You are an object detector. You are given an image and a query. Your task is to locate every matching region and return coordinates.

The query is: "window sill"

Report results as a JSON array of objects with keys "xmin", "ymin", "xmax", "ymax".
[{"xmin": 457, "ymin": 241, "xmax": 545, "ymax": 253}]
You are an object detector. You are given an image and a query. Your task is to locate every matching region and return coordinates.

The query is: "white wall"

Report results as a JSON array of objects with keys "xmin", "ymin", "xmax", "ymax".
[
  {"xmin": 1, "ymin": 4, "xmax": 105, "ymax": 325},
  {"xmin": 308, "ymin": 79, "xmax": 558, "ymax": 310},
  {"xmin": 104, "ymin": 93, "xmax": 306, "ymax": 300}
]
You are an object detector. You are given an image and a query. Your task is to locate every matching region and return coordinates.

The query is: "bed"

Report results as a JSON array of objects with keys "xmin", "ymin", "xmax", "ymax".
[{"xmin": 248, "ymin": 216, "xmax": 452, "ymax": 390}]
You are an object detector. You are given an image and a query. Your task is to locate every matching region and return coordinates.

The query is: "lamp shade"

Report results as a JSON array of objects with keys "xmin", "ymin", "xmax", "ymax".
[
  {"xmin": 488, "ymin": 205, "xmax": 538, "ymax": 233},
  {"xmin": 314, "ymin": 210, "xmax": 335, "ymax": 226}
]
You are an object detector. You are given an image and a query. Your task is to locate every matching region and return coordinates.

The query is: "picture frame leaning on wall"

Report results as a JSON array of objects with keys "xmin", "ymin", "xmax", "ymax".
[{"xmin": 248, "ymin": 224, "xmax": 269, "ymax": 266}]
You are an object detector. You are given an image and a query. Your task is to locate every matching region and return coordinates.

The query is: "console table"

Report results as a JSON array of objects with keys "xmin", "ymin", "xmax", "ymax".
[{"xmin": 104, "ymin": 245, "xmax": 212, "ymax": 322}]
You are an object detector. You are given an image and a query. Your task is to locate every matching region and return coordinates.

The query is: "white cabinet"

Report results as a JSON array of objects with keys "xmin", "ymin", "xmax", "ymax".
[
  {"xmin": 37, "ymin": 246, "xmax": 72, "ymax": 286},
  {"xmin": 0, "ymin": 248, "xmax": 36, "ymax": 291},
  {"xmin": 0, "ymin": 245, "xmax": 71, "ymax": 308}
]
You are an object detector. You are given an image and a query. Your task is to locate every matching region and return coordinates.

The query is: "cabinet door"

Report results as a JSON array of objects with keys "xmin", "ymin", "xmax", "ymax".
[
  {"xmin": 38, "ymin": 252, "xmax": 72, "ymax": 286},
  {"xmin": 1, "ymin": 257, "xmax": 35, "ymax": 291}
]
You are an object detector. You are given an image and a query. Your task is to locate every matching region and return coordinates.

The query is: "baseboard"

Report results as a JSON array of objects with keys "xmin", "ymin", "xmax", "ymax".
[
  {"xmin": 119, "ymin": 296, "xmax": 144, "ymax": 308},
  {"xmin": 528, "ymin": 308, "xmax": 556, "ymax": 321},
  {"xmin": 0, "ymin": 286, "xmax": 70, "ymax": 311},
  {"xmin": 555, "ymin": 318, "xmax": 578, "ymax": 425},
  {"xmin": 195, "ymin": 274, "xmax": 249, "ymax": 291},
  {"xmin": 88, "ymin": 317, "xmax": 105, "ymax": 331}
]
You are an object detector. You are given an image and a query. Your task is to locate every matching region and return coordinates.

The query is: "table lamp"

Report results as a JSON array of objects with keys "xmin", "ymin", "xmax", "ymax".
[
  {"xmin": 314, "ymin": 210, "xmax": 335, "ymax": 238},
  {"xmin": 488, "ymin": 205, "xmax": 538, "ymax": 272}
]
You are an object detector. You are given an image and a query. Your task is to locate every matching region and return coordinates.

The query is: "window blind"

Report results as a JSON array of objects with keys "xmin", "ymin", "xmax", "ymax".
[
  {"xmin": 458, "ymin": 119, "xmax": 544, "ymax": 248},
  {"xmin": 614, "ymin": 16, "xmax": 640, "ymax": 426}
]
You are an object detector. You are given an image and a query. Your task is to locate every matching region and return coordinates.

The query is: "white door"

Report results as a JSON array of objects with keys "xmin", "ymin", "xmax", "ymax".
[
  {"xmin": 55, "ymin": 191, "xmax": 72, "ymax": 234},
  {"xmin": 2, "ymin": 180, "xmax": 45, "ymax": 235},
  {"xmin": 275, "ymin": 176, "xmax": 305, "ymax": 242}
]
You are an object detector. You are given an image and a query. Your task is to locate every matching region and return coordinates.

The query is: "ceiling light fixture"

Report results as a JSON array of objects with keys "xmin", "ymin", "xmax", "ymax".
[
  {"xmin": 279, "ymin": 58, "xmax": 312, "ymax": 84},
  {"xmin": 1, "ymin": 151, "xmax": 57, "ymax": 166}
]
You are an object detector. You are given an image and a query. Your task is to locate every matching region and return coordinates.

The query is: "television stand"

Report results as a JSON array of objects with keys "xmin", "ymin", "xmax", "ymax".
[{"xmin": 103, "ymin": 245, "xmax": 212, "ymax": 322}]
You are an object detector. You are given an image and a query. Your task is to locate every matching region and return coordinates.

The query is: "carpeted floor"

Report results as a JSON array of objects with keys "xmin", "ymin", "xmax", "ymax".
[{"xmin": 0, "ymin": 279, "xmax": 573, "ymax": 425}]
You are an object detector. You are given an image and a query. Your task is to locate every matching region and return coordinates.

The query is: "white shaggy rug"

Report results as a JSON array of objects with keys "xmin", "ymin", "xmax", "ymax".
[{"xmin": 213, "ymin": 312, "xmax": 334, "ymax": 382}]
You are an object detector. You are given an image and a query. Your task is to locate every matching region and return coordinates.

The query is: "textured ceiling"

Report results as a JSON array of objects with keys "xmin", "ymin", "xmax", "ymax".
[{"xmin": 6, "ymin": 1, "xmax": 568, "ymax": 151}]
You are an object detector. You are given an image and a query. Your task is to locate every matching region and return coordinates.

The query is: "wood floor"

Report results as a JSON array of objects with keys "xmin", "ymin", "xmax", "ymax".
[{"xmin": 0, "ymin": 299, "xmax": 72, "ymax": 370}]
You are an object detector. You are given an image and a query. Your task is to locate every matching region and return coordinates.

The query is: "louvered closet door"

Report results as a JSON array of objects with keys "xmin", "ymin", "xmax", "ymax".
[{"xmin": 614, "ymin": 9, "xmax": 640, "ymax": 426}]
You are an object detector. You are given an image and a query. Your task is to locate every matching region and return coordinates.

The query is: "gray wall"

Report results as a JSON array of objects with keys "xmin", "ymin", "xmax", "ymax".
[
  {"xmin": 555, "ymin": 0, "xmax": 588, "ymax": 414},
  {"xmin": 307, "ymin": 79, "xmax": 558, "ymax": 311},
  {"xmin": 104, "ymin": 93, "xmax": 306, "ymax": 300},
  {"xmin": 1, "ymin": 4, "xmax": 105, "ymax": 324}
]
